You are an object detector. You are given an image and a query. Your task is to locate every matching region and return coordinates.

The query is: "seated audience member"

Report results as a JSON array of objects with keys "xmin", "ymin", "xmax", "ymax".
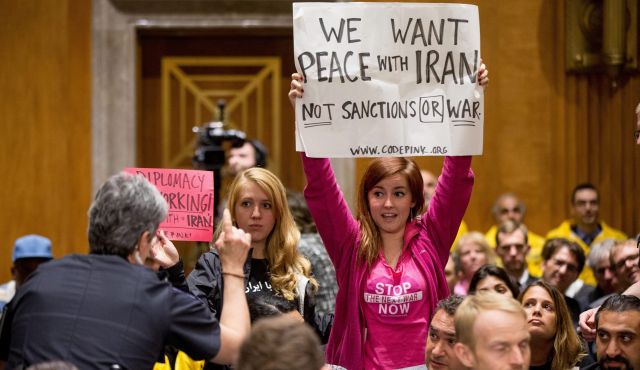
[
  {"xmin": 452, "ymin": 232, "xmax": 496, "ymax": 295},
  {"xmin": 582, "ymin": 294, "xmax": 640, "ymax": 370},
  {"xmin": 0, "ymin": 234, "xmax": 53, "ymax": 310},
  {"xmin": 0, "ymin": 173, "xmax": 251, "ymax": 369},
  {"xmin": 235, "ymin": 316, "xmax": 328, "ymax": 370},
  {"xmin": 286, "ymin": 190, "xmax": 338, "ymax": 316},
  {"xmin": 546, "ymin": 183, "xmax": 627, "ymax": 286},
  {"xmin": 610, "ymin": 239, "xmax": 640, "ymax": 293},
  {"xmin": 580, "ymin": 239, "xmax": 618, "ymax": 309},
  {"xmin": 485, "ymin": 193, "xmax": 546, "ymax": 276},
  {"xmin": 453, "ymin": 292, "xmax": 531, "ymax": 370},
  {"xmin": 518, "ymin": 281, "xmax": 585, "ymax": 370},
  {"xmin": 540, "ymin": 238, "xmax": 587, "ymax": 323},
  {"xmin": 425, "ymin": 295, "xmax": 467, "ymax": 370},
  {"xmin": 421, "ymin": 169, "xmax": 468, "ymax": 248},
  {"xmin": 495, "ymin": 220, "xmax": 538, "ymax": 291},
  {"xmin": 468, "ymin": 264, "xmax": 519, "ymax": 298},
  {"xmin": 578, "ymin": 104, "xmax": 640, "ymax": 340}
]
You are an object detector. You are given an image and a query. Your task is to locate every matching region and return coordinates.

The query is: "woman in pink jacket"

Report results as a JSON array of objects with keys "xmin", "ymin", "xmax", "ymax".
[{"xmin": 289, "ymin": 66, "xmax": 487, "ymax": 370}]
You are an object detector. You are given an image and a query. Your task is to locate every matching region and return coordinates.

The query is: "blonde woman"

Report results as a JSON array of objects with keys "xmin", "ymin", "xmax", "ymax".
[
  {"xmin": 187, "ymin": 168, "xmax": 327, "ymax": 354},
  {"xmin": 452, "ymin": 232, "xmax": 496, "ymax": 295}
]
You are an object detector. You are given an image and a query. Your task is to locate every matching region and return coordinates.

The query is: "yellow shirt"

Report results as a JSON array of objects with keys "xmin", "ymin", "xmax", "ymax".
[
  {"xmin": 153, "ymin": 352, "xmax": 205, "ymax": 370},
  {"xmin": 450, "ymin": 220, "xmax": 469, "ymax": 251},
  {"xmin": 485, "ymin": 225, "xmax": 545, "ymax": 277},
  {"xmin": 546, "ymin": 220, "xmax": 627, "ymax": 286}
]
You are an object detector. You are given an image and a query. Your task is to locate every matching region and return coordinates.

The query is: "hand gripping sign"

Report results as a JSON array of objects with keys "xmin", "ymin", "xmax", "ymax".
[
  {"xmin": 125, "ymin": 168, "xmax": 214, "ymax": 242},
  {"xmin": 293, "ymin": 2, "xmax": 483, "ymax": 158}
]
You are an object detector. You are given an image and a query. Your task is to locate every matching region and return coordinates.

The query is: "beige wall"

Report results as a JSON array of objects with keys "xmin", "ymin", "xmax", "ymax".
[{"xmin": 0, "ymin": 0, "xmax": 92, "ymax": 282}]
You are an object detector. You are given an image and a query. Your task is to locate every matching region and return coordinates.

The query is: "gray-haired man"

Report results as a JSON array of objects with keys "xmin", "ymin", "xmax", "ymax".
[{"xmin": 0, "ymin": 173, "xmax": 251, "ymax": 369}]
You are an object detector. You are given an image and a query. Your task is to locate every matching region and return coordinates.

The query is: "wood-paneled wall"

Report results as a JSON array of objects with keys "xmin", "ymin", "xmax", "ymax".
[
  {"xmin": 0, "ymin": 0, "xmax": 92, "ymax": 282},
  {"xmin": 359, "ymin": 0, "xmax": 640, "ymax": 238}
]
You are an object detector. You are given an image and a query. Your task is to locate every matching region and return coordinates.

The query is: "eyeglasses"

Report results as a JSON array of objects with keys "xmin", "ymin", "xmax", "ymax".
[
  {"xmin": 499, "ymin": 207, "xmax": 521, "ymax": 215},
  {"xmin": 497, "ymin": 243, "xmax": 526, "ymax": 254},
  {"xmin": 552, "ymin": 258, "xmax": 579, "ymax": 273},
  {"xmin": 594, "ymin": 266, "xmax": 613, "ymax": 276},
  {"xmin": 614, "ymin": 253, "xmax": 640, "ymax": 271}
]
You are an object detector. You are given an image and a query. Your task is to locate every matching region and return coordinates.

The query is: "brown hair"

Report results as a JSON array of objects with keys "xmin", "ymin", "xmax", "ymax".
[
  {"xmin": 357, "ymin": 157, "xmax": 424, "ymax": 265},
  {"xmin": 541, "ymin": 238, "xmax": 586, "ymax": 273},
  {"xmin": 518, "ymin": 281, "xmax": 585, "ymax": 370},
  {"xmin": 235, "ymin": 316, "xmax": 325, "ymax": 370},
  {"xmin": 496, "ymin": 219, "xmax": 529, "ymax": 246},
  {"xmin": 226, "ymin": 167, "xmax": 317, "ymax": 300}
]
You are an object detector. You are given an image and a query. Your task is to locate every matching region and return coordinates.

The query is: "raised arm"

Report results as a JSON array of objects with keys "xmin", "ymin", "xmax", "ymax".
[
  {"xmin": 580, "ymin": 281, "xmax": 640, "ymax": 341},
  {"xmin": 423, "ymin": 158, "xmax": 474, "ymax": 265},
  {"xmin": 151, "ymin": 230, "xmax": 189, "ymax": 292},
  {"xmin": 422, "ymin": 61, "xmax": 486, "ymax": 263},
  {"xmin": 211, "ymin": 209, "xmax": 252, "ymax": 364},
  {"xmin": 477, "ymin": 59, "xmax": 489, "ymax": 87},
  {"xmin": 290, "ymin": 73, "xmax": 360, "ymax": 274},
  {"xmin": 170, "ymin": 210, "xmax": 250, "ymax": 365}
]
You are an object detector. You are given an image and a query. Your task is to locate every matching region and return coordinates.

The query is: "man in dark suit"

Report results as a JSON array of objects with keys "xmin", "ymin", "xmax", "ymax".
[{"xmin": 0, "ymin": 173, "xmax": 251, "ymax": 369}]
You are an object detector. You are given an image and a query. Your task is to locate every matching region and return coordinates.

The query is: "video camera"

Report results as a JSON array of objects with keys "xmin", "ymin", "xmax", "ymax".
[
  {"xmin": 192, "ymin": 101, "xmax": 246, "ymax": 172},
  {"xmin": 192, "ymin": 100, "xmax": 246, "ymax": 219}
]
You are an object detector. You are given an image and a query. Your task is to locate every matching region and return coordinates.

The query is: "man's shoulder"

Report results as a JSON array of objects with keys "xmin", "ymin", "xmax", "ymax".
[
  {"xmin": 599, "ymin": 221, "xmax": 627, "ymax": 240},
  {"xmin": 39, "ymin": 254, "xmax": 149, "ymax": 273},
  {"xmin": 29, "ymin": 254, "xmax": 165, "ymax": 291},
  {"xmin": 525, "ymin": 274, "xmax": 539, "ymax": 286},
  {"xmin": 546, "ymin": 220, "xmax": 573, "ymax": 238},
  {"xmin": 528, "ymin": 230, "xmax": 546, "ymax": 244}
]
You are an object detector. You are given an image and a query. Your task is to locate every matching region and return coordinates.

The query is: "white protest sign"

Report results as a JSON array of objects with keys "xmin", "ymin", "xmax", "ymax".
[{"xmin": 293, "ymin": 2, "xmax": 483, "ymax": 157}]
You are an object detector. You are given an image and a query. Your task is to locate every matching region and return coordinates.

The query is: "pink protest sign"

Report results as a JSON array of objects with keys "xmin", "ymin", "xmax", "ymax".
[{"xmin": 124, "ymin": 168, "xmax": 214, "ymax": 242}]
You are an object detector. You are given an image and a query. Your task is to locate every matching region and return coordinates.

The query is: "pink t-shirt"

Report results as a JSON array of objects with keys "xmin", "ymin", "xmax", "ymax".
[{"xmin": 363, "ymin": 250, "xmax": 427, "ymax": 369}]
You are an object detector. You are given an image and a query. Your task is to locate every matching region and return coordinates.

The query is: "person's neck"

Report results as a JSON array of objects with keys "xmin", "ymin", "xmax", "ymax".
[
  {"xmin": 576, "ymin": 221, "xmax": 598, "ymax": 235},
  {"xmin": 529, "ymin": 337, "xmax": 554, "ymax": 366},
  {"xmin": 381, "ymin": 231, "xmax": 404, "ymax": 269},
  {"xmin": 507, "ymin": 266, "xmax": 526, "ymax": 281},
  {"xmin": 251, "ymin": 242, "xmax": 267, "ymax": 259}
]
